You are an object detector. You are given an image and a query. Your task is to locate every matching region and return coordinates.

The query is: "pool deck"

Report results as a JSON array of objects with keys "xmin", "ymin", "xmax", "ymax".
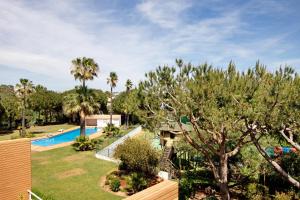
[{"xmin": 31, "ymin": 126, "xmax": 103, "ymax": 152}]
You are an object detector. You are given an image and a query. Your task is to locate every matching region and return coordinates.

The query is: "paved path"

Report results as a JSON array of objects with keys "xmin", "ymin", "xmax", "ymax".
[{"xmin": 95, "ymin": 126, "xmax": 142, "ymax": 163}]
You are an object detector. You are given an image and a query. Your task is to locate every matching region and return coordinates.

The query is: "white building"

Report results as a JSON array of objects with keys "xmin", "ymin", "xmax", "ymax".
[{"xmin": 85, "ymin": 115, "xmax": 121, "ymax": 128}]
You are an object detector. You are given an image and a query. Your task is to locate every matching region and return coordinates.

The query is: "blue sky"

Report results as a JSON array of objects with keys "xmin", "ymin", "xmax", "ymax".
[{"xmin": 0, "ymin": 0, "xmax": 300, "ymax": 91}]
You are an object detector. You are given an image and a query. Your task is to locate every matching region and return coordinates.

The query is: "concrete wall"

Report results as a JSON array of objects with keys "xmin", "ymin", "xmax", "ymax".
[{"xmin": 0, "ymin": 138, "xmax": 31, "ymax": 200}]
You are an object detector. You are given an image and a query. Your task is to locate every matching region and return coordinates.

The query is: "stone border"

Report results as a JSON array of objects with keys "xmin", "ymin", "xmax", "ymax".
[
  {"xmin": 98, "ymin": 169, "xmax": 128, "ymax": 197},
  {"xmin": 31, "ymin": 127, "xmax": 103, "ymax": 152}
]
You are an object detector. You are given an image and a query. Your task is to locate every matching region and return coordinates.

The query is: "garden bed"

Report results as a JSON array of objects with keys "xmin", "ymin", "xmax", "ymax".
[{"xmin": 101, "ymin": 170, "xmax": 163, "ymax": 196}]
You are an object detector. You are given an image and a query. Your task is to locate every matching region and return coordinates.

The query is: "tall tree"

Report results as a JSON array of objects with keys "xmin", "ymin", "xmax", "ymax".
[
  {"xmin": 125, "ymin": 79, "xmax": 133, "ymax": 127},
  {"xmin": 107, "ymin": 72, "xmax": 118, "ymax": 125},
  {"xmin": 70, "ymin": 57, "xmax": 99, "ymax": 136},
  {"xmin": 63, "ymin": 87, "xmax": 99, "ymax": 136},
  {"xmin": 15, "ymin": 79, "xmax": 35, "ymax": 137},
  {"xmin": 113, "ymin": 90, "xmax": 139, "ymax": 128},
  {"xmin": 71, "ymin": 57, "xmax": 99, "ymax": 89},
  {"xmin": 0, "ymin": 85, "xmax": 19, "ymax": 129},
  {"xmin": 139, "ymin": 60, "xmax": 300, "ymax": 199},
  {"xmin": 125, "ymin": 79, "xmax": 133, "ymax": 92}
]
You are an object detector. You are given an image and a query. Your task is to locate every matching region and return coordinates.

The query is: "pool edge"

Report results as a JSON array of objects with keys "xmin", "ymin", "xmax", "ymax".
[{"xmin": 31, "ymin": 130, "xmax": 103, "ymax": 152}]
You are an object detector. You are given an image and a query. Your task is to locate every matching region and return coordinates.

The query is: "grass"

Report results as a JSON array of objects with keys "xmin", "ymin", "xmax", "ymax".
[
  {"xmin": 0, "ymin": 123, "xmax": 76, "ymax": 141},
  {"xmin": 135, "ymin": 129, "xmax": 156, "ymax": 140},
  {"xmin": 31, "ymin": 126, "xmax": 139, "ymax": 200},
  {"xmin": 32, "ymin": 146, "xmax": 123, "ymax": 200}
]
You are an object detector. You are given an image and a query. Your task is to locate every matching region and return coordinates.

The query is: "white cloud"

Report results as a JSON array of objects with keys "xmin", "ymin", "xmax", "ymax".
[
  {"xmin": 0, "ymin": 0, "xmax": 299, "ymax": 91},
  {"xmin": 137, "ymin": 0, "xmax": 192, "ymax": 28}
]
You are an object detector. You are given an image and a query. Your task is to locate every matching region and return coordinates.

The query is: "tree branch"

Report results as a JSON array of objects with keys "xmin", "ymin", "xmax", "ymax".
[
  {"xmin": 190, "ymin": 115, "xmax": 220, "ymax": 156},
  {"xmin": 250, "ymin": 132, "xmax": 300, "ymax": 189},
  {"xmin": 280, "ymin": 129, "xmax": 300, "ymax": 151}
]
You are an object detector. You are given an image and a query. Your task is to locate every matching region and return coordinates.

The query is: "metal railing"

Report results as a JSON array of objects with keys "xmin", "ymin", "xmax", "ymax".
[
  {"xmin": 96, "ymin": 126, "xmax": 142, "ymax": 158},
  {"xmin": 27, "ymin": 190, "xmax": 42, "ymax": 200}
]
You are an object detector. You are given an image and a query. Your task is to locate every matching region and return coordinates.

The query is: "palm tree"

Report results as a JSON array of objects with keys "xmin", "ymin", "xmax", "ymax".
[
  {"xmin": 107, "ymin": 72, "xmax": 118, "ymax": 125},
  {"xmin": 70, "ymin": 57, "xmax": 99, "ymax": 136},
  {"xmin": 125, "ymin": 79, "xmax": 133, "ymax": 92},
  {"xmin": 125, "ymin": 79, "xmax": 133, "ymax": 128},
  {"xmin": 63, "ymin": 87, "xmax": 99, "ymax": 136},
  {"xmin": 71, "ymin": 57, "xmax": 99, "ymax": 89},
  {"xmin": 15, "ymin": 79, "xmax": 35, "ymax": 137}
]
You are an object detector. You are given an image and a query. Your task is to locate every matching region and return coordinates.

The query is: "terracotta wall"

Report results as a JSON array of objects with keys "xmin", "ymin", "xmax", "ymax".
[{"xmin": 0, "ymin": 138, "xmax": 31, "ymax": 200}]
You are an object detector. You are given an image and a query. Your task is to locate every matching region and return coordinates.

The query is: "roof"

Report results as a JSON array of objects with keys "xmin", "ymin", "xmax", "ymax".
[
  {"xmin": 85, "ymin": 115, "xmax": 121, "ymax": 120},
  {"xmin": 124, "ymin": 180, "xmax": 178, "ymax": 200}
]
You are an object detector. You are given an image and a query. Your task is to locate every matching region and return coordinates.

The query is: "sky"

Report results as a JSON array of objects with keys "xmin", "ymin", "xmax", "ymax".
[{"xmin": 0, "ymin": 0, "xmax": 300, "ymax": 92}]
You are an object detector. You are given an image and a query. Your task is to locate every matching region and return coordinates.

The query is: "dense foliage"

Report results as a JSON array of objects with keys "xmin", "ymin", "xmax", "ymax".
[
  {"xmin": 0, "ymin": 85, "xmax": 108, "ymax": 131},
  {"xmin": 103, "ymin": 124, "xmax": 120, "ymax": 137},
  {"xmin": 72, "ymin": 136, "xmax": 103, "ymax": 151},
  {"xmin": 127, "ymin": 172, "xmax": 148, "ymax": 193},
  {"xmin": 139, "ymin": 60, "xmax": 300, "ymax": 199},
  {"xmin": 114, "ymin": 138, "xmax": 159, "ymax": 175}
]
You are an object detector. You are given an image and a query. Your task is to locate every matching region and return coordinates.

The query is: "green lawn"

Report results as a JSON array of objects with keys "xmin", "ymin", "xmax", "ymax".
[
  {"xmin": 135, "ymin": 129, "xmax": 156, "ymax": 140},
  {"xmin": 32, "ymin": 146, "xmax": 123, "ymax": 200},
  {"xmin": 0, "ymin": 123, "xmax": 76, "ymax": 141}
]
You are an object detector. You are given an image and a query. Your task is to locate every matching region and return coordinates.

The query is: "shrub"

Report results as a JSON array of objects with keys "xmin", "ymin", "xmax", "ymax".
[
  {"xmin": 72, "ymin": 136, "xmax": 95, "ymax": 151},
  {"xmin": 127, "ymin": 172, "xmax": 148, "ymax": 193},
  {"xmin": 91, "ymin": 138, "xmax": 104, "ymax": 150},
  {"xmin": 103, "ymin": 124, "xmax": 120, "ymax": 137},
  {"xmin": 118, "ymin": 161, "xmax": 127, "ymax": 171},
  {"xmin": 114, "ymin": 138, "xmax": 159, "ymax": 175},
  {"xmin": 274, "ymin": 191, "xmax": 298, "ymax": 200},
  {"xmin": 25, "ymin": 132, "xmax": 34, "ymax": 138},
  {"xmin": 110, "ymin": 178, "xmax": 121, "ymax": 192},
  {"xmin": 11, "ymin": 135, "xmax": 21, "ymax": 140}
]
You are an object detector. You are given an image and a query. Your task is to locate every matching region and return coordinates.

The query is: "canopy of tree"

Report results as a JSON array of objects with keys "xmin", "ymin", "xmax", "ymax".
[{"xmin": 138, "ymin": 60, "xmax": 300, "ymax": 199}]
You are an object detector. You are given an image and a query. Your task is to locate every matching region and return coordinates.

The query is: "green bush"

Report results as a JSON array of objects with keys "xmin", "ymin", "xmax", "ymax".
[
  {"xmin": 110, "ymin": 178, "xmax": 121, "ymax": 192},
  {"xmin": 103, "ymin": 124, "xmax": 120, "ymax": 137},
  {"xmin": 72, "ymin": 136, "xmax": 95, "ymax": 151},
  {"xmin": 91, "ymin": 138, "xmax": 104, "ymax": 150},
  {"xmin": 114, "ymin": 138, "xmax": 159, "ymax": 175},
  {"xmin": 25, "ymin": 132, "xmax": 34, "ymax": 138},
  {"xmin": 274, "ymin": 191, "xmax": 295, "ymax": 200},
  {"xmin": 179, "ymin": 176, "xmax": 194, "ymax": 200},
  {"xmin": 127, "ymin": 172, "xmax": 148, "ymax": 193},
  {"xmin": 11, "ymin": 135, "xmax": 21, "ymax": 139}
]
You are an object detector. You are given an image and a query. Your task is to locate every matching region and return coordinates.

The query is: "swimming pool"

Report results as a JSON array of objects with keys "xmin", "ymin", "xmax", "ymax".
[{"xmin": 31, "ymin": 127, "xmax": 99, "ymax": 147}]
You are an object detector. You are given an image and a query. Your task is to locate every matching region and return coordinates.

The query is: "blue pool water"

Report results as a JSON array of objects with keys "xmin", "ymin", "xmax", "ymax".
[{"xmin": 31, "ymin": 128, "xmax": 98, "ymax": 147}]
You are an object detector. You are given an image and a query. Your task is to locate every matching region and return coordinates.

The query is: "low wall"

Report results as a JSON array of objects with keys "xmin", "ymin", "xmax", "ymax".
[
  {"xmin": 0, "ymin": 138, "xmax": 31, "ymax": 200},
  {"xmin": 124, "ymin": 180, "xmax": 178, "ymax": 200}
]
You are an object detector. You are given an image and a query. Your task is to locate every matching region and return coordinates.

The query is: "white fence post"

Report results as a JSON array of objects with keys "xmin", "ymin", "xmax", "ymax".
[{"xmin": 27, "ymin": 190, "xmax": 42, "ymax": 200}]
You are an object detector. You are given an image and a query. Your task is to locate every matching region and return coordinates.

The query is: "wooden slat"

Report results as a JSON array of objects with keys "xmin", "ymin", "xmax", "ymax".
[{"xmin": 125, "ymin": 180, "xmax": 178, "ymax": 200}]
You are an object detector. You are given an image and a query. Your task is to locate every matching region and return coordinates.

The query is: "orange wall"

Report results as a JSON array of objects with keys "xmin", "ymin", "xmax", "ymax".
[{"xmin": 0, "ymin": 138, "xmax": 31, "ymax": 200}]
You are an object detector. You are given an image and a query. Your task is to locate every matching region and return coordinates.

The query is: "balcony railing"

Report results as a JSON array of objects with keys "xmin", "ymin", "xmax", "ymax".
[{"xmin": 27, "ymin": 190, "xmax": 42, "ymax": 200}]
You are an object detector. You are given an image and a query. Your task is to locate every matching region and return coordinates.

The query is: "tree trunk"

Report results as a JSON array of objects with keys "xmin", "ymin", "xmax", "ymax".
[
  {"xmin": 50, "ymin": 111, "xmax": 52, "ymax": 123},
  {"xmin": 21, "ymin": 100, "xmax": 26, "ymax": 137},
  {"xmin": 289, "ymin": 132, "xmax": 293, "ymax": 142},
  {"xmin": 45, "ymin": 111, "xmax": 48, "ymax": 124},
  {"xmin": 219, "ymin": 154, "xmax": 230, "ymax": 200},
  {"xmin": 126, "ymin": 113, "xmax": 129, "ymax": 128},
  {"xmin": 110, "ymin": 86, "xmax": 113, "ymax": 125},
  {"xmin": 8, "ymin": 114, "xmax": 12, "ymax": 130},
  {"xmin": 79, "ymin": 110, "xmax": 86, "ymax": 137}
]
